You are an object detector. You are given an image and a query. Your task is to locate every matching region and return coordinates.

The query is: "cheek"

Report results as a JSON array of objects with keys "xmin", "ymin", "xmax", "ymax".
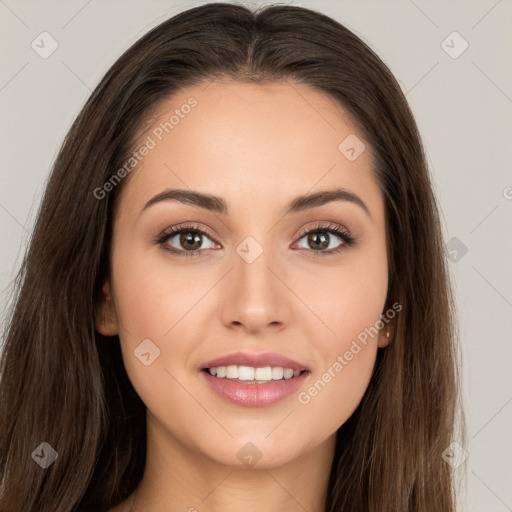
[
  {"xmin": 294, "ymin": 344, "xmax": 377, "ymax": 445},
  {"xmin": 291, "ymin": 311, "xmax": 382, "ymax": 440},
  {"xmin": 297, "ymin": 239, "xmax": 388, "ymax": 353},
  {"xmin": 326, "ymin": 263, "xmax": 388, "ymax": 340},
  {"xmin": 292, "ymin": 249, "xmax": 387, "ymax": 429},
  {"xmin": 109, "ymin": 244, "xmax": 194, "ymax": 384},
  {"xmin": 110, "ymin": 241, "xmax": 198, "ymax": 338}
]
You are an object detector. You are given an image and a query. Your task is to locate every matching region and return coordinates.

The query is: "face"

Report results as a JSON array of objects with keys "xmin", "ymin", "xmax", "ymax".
[{"xmin": 97, "ymin": 79, "xmax": 390, "ymax": 469}]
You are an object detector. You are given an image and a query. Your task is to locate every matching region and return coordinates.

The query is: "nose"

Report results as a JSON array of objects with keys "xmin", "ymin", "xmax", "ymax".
[{"xmin": 219, "ymin": 242, "xmax": 290, "ymax": 335}]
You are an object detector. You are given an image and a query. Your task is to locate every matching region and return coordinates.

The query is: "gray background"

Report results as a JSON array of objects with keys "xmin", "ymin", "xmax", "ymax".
[{"xmin": 1, "ymin": 0, "xmax": 511, "ymax": 510}]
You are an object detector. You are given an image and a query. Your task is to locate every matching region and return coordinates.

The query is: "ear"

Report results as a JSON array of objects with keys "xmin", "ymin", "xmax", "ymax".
[
  {"xmin": 95, "ymin": 281, "xmax": 119, "ymax": 336},
  {"xmin": 377, "ymin": 322, "xmax": 393, "ymax": 348}
]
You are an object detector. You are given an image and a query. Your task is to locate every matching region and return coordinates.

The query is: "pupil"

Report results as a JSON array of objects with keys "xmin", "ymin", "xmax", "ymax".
[
  {"xmin": 181, "ymin": 232, "xmax": 202, "ymax": 250},
  {"xmin": 309, "ymin": 232, "xmax": 328, "ymax": 250}
]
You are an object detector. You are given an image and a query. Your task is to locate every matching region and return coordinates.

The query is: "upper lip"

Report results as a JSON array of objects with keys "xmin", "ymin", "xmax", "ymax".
[{"xmin": 201, "ymin": 351, "xmax": 309, "ymax": 372}]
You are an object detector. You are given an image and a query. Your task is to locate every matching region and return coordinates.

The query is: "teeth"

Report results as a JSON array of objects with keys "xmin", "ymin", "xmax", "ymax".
[
  {"xmin": 255, "ymin": 367, "xmax": 271, "ymax": 380},
  {"xmin": 271, "ymin": 366, "xmax": 284, "ymax": 380},
  {"xmin": 207, "ymin": 365, "xmax": 303, "ymax": 382},
  {"xmin": 226, "ymin": 365, "xmax": 238, "ymax": 379}
]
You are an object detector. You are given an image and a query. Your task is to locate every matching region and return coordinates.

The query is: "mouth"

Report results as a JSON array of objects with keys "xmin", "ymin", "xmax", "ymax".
[
  {"xmin": 199, "ymin": 352, "xmax": 311, "ymax": 407},
  {"xmin": 200, "ymin": 365, "xmax": 311, "ymax": 407}
]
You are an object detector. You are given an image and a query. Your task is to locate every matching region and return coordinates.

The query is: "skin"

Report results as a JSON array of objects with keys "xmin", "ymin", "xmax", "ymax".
[{"xmin": 98, "ymin": 79, "xmax": 392, "ymax": 512}]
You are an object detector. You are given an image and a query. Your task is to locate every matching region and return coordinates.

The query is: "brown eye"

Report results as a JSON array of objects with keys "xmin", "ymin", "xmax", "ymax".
[
  {"xmin": 177, "ymin": 231, "xmax": 203, "ymax": 251},
  {"xmin": 155, "ymin": 224, "xmax": 219, "ymax": 257},
  {"xmin": 163, "ymin": 229, "xmax": 216, "ymax": 253},
  {"xmin": 295, "ymin": 224, "xmax": 354, "ymax": 254},
  {"xmin": 304, "ymin": 232, "xmax": 330, "ymax": 250}
]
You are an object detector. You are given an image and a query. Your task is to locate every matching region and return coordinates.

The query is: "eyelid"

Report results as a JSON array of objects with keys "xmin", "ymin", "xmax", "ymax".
[
  {"xmin": 294, "ymin": 221, "xmax": 351, "ymax": 240},
  {"xmin": 156, "ymin": 222, "xmax": 218, "ymax": 243}
]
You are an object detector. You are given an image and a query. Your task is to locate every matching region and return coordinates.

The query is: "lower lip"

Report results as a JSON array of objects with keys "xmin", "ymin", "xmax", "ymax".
[{"xmin": 201, "ymin": 370, "xmax": 309, "ymax": 407}]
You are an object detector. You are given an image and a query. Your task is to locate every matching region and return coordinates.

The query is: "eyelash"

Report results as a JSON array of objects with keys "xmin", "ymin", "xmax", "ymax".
[{"xmin": 153, "ymin": 222, "xmax": 356, "ymax": 258}]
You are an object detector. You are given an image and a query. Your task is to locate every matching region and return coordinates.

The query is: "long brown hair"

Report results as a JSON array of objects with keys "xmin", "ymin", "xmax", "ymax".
[{"xmin": 0, "ymin": 3, "xmax": 465, "ymax": 510}]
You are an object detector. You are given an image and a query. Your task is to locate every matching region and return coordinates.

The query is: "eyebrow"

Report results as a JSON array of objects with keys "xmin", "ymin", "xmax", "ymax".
[{"xmin": 139, "ymin": 187, "xmax": 371, "ymax": 219}]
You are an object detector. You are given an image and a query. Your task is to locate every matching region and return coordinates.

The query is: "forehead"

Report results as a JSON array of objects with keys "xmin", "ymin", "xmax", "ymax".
[{"xmin": 118, "ymin": 79, "xmax": 382, "ymax": 222}]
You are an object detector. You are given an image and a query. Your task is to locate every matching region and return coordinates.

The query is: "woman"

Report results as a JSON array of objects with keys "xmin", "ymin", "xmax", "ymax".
[{"xmin": 0, "ymin": 3, "xmax": 465, "ymax": 511}]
